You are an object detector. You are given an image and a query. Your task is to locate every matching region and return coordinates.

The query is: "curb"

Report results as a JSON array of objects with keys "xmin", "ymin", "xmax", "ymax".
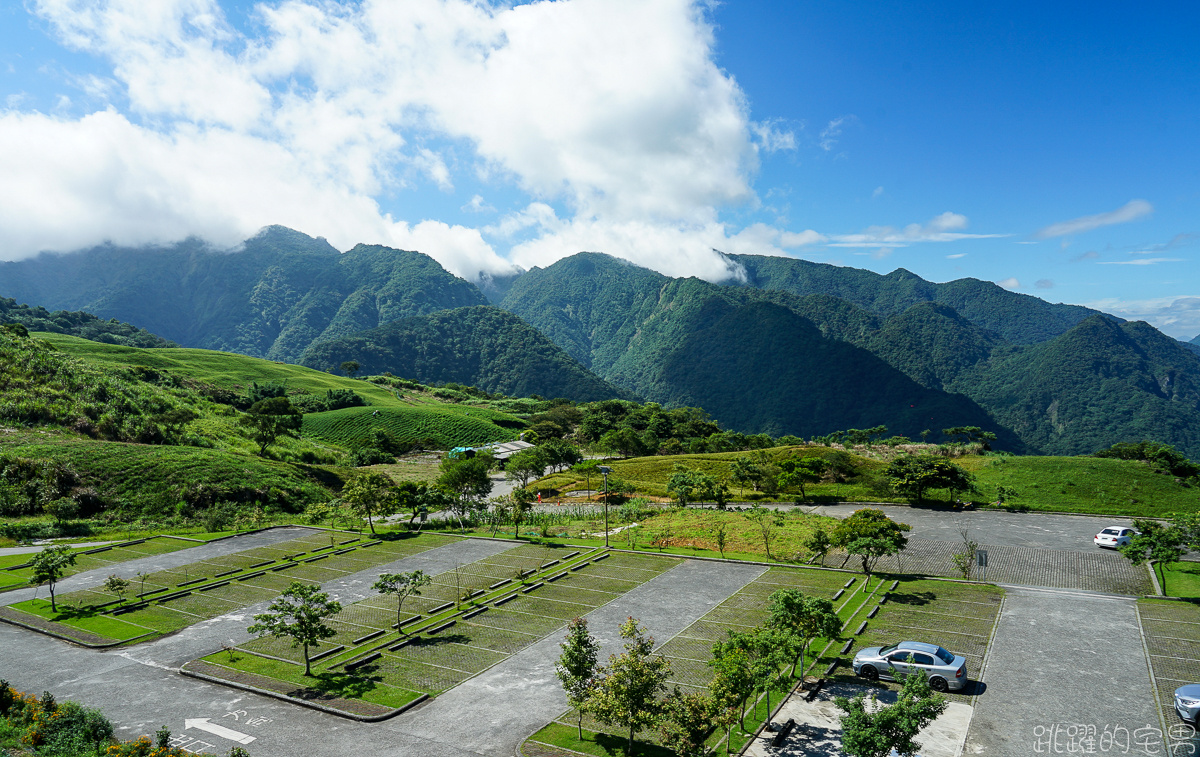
[{"xmin": 178, "ymin": 666, "xmax": 426, "ymax": 722}]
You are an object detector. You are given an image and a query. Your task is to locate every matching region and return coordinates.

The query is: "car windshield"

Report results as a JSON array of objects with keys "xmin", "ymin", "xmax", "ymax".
[
  {"xmin": 878, "ymin": 644, "xmax": 898, "ymax": 656},
  {"xmin": 935, "ymin": 647, "xmax": 955, "ymax": 664}
]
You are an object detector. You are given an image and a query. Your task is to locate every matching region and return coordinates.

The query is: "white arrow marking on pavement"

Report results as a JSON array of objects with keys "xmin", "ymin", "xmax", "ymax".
[{"xmin": 184, "ymin": 719, "xmax": 256, "ymax": 744}]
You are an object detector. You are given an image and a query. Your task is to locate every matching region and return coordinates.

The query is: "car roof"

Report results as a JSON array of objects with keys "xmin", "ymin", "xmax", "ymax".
[{"xmin": 895, "ymin": 641, "xmax": 942, "ymax": 655}]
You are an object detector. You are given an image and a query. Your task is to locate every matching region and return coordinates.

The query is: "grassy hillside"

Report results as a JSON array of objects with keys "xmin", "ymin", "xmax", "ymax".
[
  {"xmin": 40, "ymin": 332, "xmax": 530, "ymax": 448},
  {"xmin": 3, "ymin": 437, "xmax": 335, "ymax": 514},
  {"xmin": 536, "ymin": 446, "xmax": 1200, "ymax": 517},
  {"xmin": 303, "ymin": 405, "xmax": 521, "ymax": 450}
]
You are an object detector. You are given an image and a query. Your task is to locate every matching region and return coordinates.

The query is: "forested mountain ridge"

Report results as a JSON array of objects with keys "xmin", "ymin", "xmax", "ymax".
[
  {"xmin": 723, "ymin": 252, "xmax": 1113, "ymax": 344},
  {"xmin": 299, "ymin": 305, "xmax": 637, "ymax": 403},
  {"xmin": 0, "ymin": 226, "xmax": 487, "ymax": 362},
  {"xmin": 501, "ymin": 257, "xmax": 1020, "ymax": 445},
  {"xmin": 501, "ymin": 252, "xmax": 1200, "ymax": 457},
  {"xmin": 0, "ymin": 298, "xmax": 175, "ymax": 348}
]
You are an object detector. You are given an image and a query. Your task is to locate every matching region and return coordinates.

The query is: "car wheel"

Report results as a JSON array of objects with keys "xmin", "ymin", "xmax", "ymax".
[
  {"xmin": 930, "ymin": 677, "xmax": 949, "ymax": 692},
  {"xmin": 859, "ymin": 665, "xmax": 878, "ymax": 681}
]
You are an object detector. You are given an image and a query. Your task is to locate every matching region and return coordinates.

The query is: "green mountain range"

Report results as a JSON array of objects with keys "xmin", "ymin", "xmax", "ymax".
[
  {"xmin": 0, "ymin": 226, "xmax": 486, "ymax": 362},
  {"xmin": 5, "ymin": 227, "xmax": 1200, "ymax": 456},
  {"xmin": 299, "ymin": 306, "xmax": 636, "ymax": 403}
]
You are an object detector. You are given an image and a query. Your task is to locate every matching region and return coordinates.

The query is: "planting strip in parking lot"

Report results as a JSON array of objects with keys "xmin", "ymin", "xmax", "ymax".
[
  {"xmin": 1137, "ymin": 598, "xmax": 1200, "ymax": 747},
  {"xmin": 0, "ymin": 535, "xmax": 202, "ymax": 593},
  {"xmin": 184, "ymin": 546, "xmax": 680, "ymax": 717},
  {"xmin": 525, "ymin": 565, "xmax": 889, "ymax": 757},
  {"xmin": 0, "ymin": 530, "xmax": 459, "ymax": 645}
]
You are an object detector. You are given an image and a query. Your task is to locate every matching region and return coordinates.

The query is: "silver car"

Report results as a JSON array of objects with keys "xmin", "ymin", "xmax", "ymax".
[
  {"xmin": 1176, "ymin": 684, "xmax": 1200, "ymax": 723},
  {"xmin": 851, "ymin": 640, "xmax": 968, "ymax": 692}
]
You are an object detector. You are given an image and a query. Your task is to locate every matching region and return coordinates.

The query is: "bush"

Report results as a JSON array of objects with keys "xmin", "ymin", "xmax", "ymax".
[{"xmin": 350, "ymin": 447, "xmax": 394, "ymax": 467}]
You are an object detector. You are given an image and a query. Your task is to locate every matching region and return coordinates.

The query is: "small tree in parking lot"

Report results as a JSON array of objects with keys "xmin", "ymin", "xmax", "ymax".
[
  {"xmin": 248, "ymin": 582, "xmax": 341, "ymax": 676},
  {"xmin": 836, "ymin": 671, "xmax": 948, "ymax": 757},
  {"xmin": 29, "ymin": 545, "xmax": 76, "ymax": 612}
]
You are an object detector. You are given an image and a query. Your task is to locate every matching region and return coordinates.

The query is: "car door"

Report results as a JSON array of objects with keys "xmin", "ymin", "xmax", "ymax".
[
  {"xmin": 909, "ymin": 652, "xmax": 936, "ymax": 679},
  {"xmin": 885, "ymin": 651, "xmax": 914, "ymax": 680}
]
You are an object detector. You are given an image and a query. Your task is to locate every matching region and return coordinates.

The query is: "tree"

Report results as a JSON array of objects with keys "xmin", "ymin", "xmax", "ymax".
[
  {"xmin": 44, "ymin": 497, "xmax": 79, "ymax": 527},
  {"xmin": 708, "ymin": 643, "xmax": 755, "ymax": 729},
  {"xmin": 341, "ymin": 471, "xmax": 398, "ymax": 535},
  {"xmin": 505, "ymin": 448, "xmax": 548, "ymax": 488},
  {"xmin": 238, "ymin": 396, "xmax": 302, "ymax": 456},
  {"xmin": 372, "ymin": 570, "xmax": 431, "ymax": 634},
  {"xmin": 951, "ymin": 529, "xmax": 979, "ymax": 580},
  {"xmin": 835, "ymin": 671, "xmax": 948, "ymax": 757},
  {"xmin": 658, "ymin": 688, "xmax": 716, "ymax": 757},
  {"xmin": 717, "ymin": 627, "xmax": 790, "ymax": 719},
  {"xmin": 597, "ymin": 427, "xmax": 650, "ymax": 458},
  {"xmin": 1119, "ymin": 518, "xmax": 1186, "ymax": 590},
  {"xmin": 247, "ymin": 582, "xmax": 342, "ymax": 676},
  {"xmin": 730, "ymin": 455, "xmax": 769, "ymax": 495},
  {"xmin": 511, "ymin": 487, "xmax": 535, "ymax": 538},
  {"xmin": 668, "ymin": 465, "xmax": 729, "ymax": 507},
  {"xmin": 555, "ymin": 617, "xmax": 602, "ymax": 739},
  {"xmin": 832, "ymin": 509, "xmax": 910, "ymax": 583},
  {"xmin": 340, "ymin": 360, "xmax": 361, "ymax": 378},
  {"xmin": 590, "ymin": 617, "xmax": 673, "ymax": 754},
  {"xmin": 437, "ymin": 453, "xmax": 494, "ymax": 530},
  {"xmin": 742, "ymin": 503, "xmax": 783, "ymax": 560},
  {"xmin": 103, "ymin": 574, "xmax": 131, "ymax": 605},
  {"xmin": 541, "ymin": 439, "xmax": 583, "ymax": 473},
  {"xmin": 767, "ymin": 589, "xmax": 842, "ymax": 678},
  {"xmin": 714, "ymin": 521, "xmax": 728, "ymax": 559},
  {"xmin": 884, "ymin": 455, "xmax": 974, "ymax": 503},
  {"xmin": 805, "ymin": 527, "xmax": 833, "ymax": 566},
  {"xmin": 29, "ymin": 545, "xmax": 76, "ymax": 612},
  {"xmin": 777, "ymin": 457, "xmax": 828, "ymax": 502}
]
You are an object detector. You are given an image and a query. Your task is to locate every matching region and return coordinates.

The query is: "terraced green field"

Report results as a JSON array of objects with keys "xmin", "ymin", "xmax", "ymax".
[{"xmin": 302, "ymin": 404, "xmax": 522, "ymax": 449}]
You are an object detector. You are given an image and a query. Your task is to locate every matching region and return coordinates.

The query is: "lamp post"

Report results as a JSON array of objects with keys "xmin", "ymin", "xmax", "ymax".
[{"xmin": 598, "ymin": 465, "xmax": 612, "ymax": 548}]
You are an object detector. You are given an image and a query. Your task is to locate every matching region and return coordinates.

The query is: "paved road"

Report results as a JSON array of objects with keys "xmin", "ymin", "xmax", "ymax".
[{"xmin": 963, "ymin": 586, "xmax": 1162, "ymax": 757}]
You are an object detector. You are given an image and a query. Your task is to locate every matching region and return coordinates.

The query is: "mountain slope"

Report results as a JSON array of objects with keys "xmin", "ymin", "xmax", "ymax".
[
  {"xmin": 0, "ymin": 298, "xmax": 175, "ymax": 348},
  {"xmin": 503, "ymin": 259, "xmax": 1019, "ymax": 444},
  {"xmin": 0, "ymin": 227, "xmax": 488, "ymax": 362},
  {"xmin": 953, "ymin": 315, "xmax": 1200, "ymax": 457},
  {"xmin": 299, "ymin": 306, "xmax": 636, "ymax": 403},
  {"xmin": 725, "ymin": 253, "xmax": 1110, "ymax": 344}
]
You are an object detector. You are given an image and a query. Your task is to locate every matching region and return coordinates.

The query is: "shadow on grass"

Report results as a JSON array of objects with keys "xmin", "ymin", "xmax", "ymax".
[
  {"xmin": 289, "ymin": 669, "xmax": 381, "ymax": 700},
  {"xmin": 408, "ymin": 633, "xmax": 471, "ymax": 647},
  {"xmin": 884, "ymin": 591, "xmax": 936, "ymax": 606},
  {"xmin": 588, "ymin": 732, "xmax": 675, "ymax": 757}
]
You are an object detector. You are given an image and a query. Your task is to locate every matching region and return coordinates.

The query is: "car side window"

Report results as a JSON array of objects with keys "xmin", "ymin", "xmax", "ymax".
[
  {"xmin": 888, "ymin": 652, "xmax": 912, "ymax": 664},
  {"xmin": 911, "ymin": 653, "xmax": 935, "ymax": 665}
]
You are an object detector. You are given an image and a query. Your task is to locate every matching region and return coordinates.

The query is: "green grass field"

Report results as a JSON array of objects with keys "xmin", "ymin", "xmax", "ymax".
[
  {"xmin": 1160, "ymin": 561, "xmax": 1200, "ymax": 599},
  {"xmin": 302, "ymin": 404, "xmax": 521, "ymax": 450},
  {"xmin": 538, "ymin": 446, "xmax": 1200, "ymax": 518}
]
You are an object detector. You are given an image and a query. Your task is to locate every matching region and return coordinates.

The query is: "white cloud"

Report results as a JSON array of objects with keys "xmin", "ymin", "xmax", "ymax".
[
  {"xmin": 828, "ymin": 212, "xmax": 1005, "ymax": 248},
  {"xmin": 1035, "ymin": 279, "xmax": 1054, "ymax": 289},
  {"xmin": 996, "ymin": 277, "xmax": 1020, "ymax": 289},
  {"xmin": 3, "ymin": 0, "xmax": 773, "ymax": 281},
  {"xmin": 946, "ymin": 253, "xmax": 967, "ymax": 259},
  {"xmin": 1084, "ymin": 295, "xmax": 1200, "ymax": 339},
  {"xmin": 872, "ymin": 186, "xmax": 883, "ymax": 199},
  {"xmin": 1097, "ymin": 257, "xmax": 1183, "ymax": 266},
  {"xmin": 819, "ymin": 114, "xmax": 855, "ymax": 152},
  {"xmin": 1034, "ymin": 199, "xmax": 1153, "ymax": 239}
]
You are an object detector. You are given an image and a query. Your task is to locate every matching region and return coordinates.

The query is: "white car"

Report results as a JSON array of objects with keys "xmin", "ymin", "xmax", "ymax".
[
  {"xmin": 1176, "ymin": 684, "xmax": 1200, "ymax": 723},
  {"xmin": 1094, "ymin": 526, "xmax": 1135, "ymax": 549}
]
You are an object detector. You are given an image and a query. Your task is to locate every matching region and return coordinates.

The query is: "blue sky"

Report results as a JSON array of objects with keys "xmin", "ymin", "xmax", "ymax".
[{"xmin": 1, "ymin": 0, "xmax": 1198, "ymax": 336}]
